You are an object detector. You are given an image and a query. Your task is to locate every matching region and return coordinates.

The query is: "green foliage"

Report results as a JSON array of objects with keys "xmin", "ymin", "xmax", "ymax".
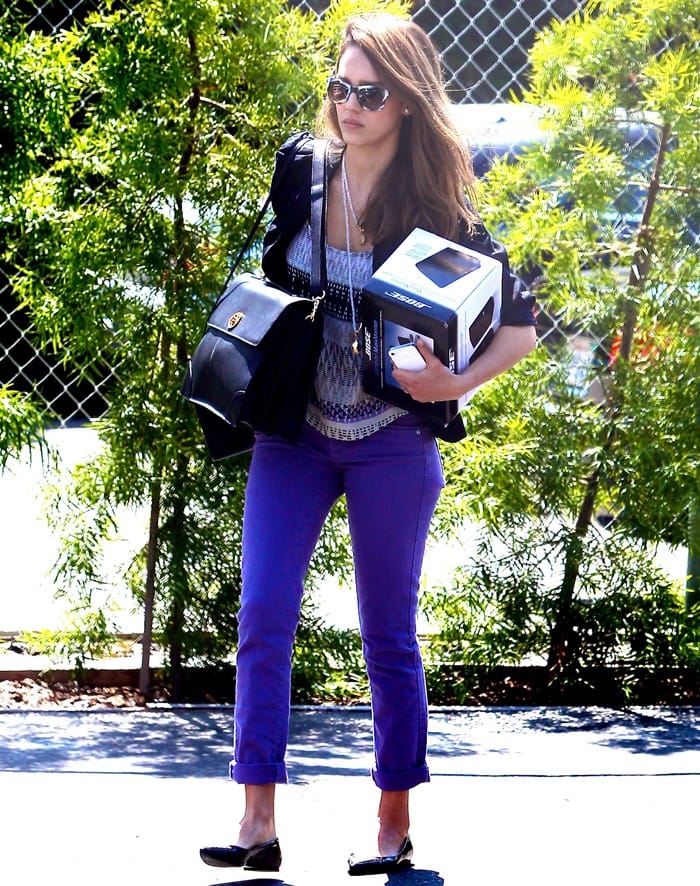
[
  {"xmin": 435, "ymin": 348, "xmax": 604, "ymax": 532},
  {"xmin": 610, "ymin": 293, "xmax": 700, "ymax": 545},
  {"xmin": 423, "ymin": 516, "xmax": 699, "ymax": 676},
  {"xmin": 4, "ymin": 1, "xmax": 321, "ymax": 362},
  {"xmin": 0, "ymin": 0, "xmax": 405, "ymax": 690},
  {"xmin": 0, "ymin": 17, "xmax": 78, "ymax": 193},
  {"xmin": 422, "ymin": 545, "xmax": 548, "ymax": 671},
  {"xmin": 513, "ymin": 0, "xmax": 700, "ymax": 548},
  {"xmin": 20, "ymin": 607, "xmax": 116, "ymax": 674},
  {"xmin": 292, "ymin": 598, "xmax": 368, "ymax": 703},
  {"xmin": 432, "ymin": 0, "xmax": 700, "ymax": 683},
  {"xmin": 8, "ymin": 0, "xmax": 697, "ymax": 695},
  {"xmin": 0, "ymin": 386, "xmax": 48, "ymax": 468}
]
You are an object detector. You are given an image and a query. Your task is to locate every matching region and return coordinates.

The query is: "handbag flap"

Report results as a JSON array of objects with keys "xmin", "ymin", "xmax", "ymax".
[{"xmin": 207, "ymin": 273, "xmax": 310, "ymax": 347}]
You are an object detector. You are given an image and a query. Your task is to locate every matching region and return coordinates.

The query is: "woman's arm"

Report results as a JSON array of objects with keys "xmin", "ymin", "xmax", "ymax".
[{"xmin": 392, "ymin": 324, "xmax": 536, "ymax": 404}]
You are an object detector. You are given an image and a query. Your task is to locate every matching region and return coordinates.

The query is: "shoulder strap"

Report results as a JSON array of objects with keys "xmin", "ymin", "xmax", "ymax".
[
  {"xmin": 223, "ymin": 134, "xmax": 327, "ymax": 300},
  {"xmin": 309, "ymin": 138, "xmax": 328, "ymax": 301}
]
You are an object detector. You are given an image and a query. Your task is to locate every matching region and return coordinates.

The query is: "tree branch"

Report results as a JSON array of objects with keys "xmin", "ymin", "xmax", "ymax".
[{"xmin": 628, "ymin": 179, "xmax": 700, "ymax": 196}]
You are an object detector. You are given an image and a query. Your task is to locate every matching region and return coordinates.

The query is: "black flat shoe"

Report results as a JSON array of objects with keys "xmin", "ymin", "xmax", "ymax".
[
  {"xmin": 199, "ymin": 837, "xmax": 282, "ymax": 871},
  {"xmin": 347, "ymin": 835, "xmax": 413, "ymax": 877}
]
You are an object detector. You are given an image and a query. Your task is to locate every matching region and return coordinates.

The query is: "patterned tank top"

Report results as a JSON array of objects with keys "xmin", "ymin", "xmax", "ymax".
[{"xmin": 286, "ymin": 223, "xmax": 405, "ymax": 440}]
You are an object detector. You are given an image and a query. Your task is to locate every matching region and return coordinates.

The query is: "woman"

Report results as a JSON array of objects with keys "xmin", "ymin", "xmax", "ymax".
[{"xmin": 200, "ymin": 12, "xmax": 536, "ymax": 876}]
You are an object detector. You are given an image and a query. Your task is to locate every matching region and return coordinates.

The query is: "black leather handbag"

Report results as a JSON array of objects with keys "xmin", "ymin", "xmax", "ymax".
[{"xmin": 182, "ymin": 139, "xmax": 327, "ymax": 460}]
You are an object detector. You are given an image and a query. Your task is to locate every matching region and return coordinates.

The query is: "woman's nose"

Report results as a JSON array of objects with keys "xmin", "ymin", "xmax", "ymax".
[{"xmin": 346, "ymin": 90, "xmax": 363, "ymax": 110}]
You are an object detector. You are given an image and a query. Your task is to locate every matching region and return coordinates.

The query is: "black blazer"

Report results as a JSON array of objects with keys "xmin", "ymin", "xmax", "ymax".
[{"xmin": 262, "ymin": 132, "xmax": 536, "ymax": 443}]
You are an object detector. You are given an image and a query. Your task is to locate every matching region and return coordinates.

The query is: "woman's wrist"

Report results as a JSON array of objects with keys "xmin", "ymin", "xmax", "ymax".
[{"xmin": 452, "ymin": 368, "xmax": 476, "ymax": 401}]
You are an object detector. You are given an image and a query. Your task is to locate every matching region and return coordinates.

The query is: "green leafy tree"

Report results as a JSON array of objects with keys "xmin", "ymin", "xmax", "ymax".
[
  {"xmin": 0, "ymin": 10, "xmax": 57, "ymax": 468},
  {"xmin": 0, "ymin": 386, "xmax": 47, "ymax": 468},
  {"xmin": 1, "ymin": 0, "xmax": 408, "ymax": 697},
  {"xmin": 430, "ymin": 0, "xmax": 700, "ymax": 692}
]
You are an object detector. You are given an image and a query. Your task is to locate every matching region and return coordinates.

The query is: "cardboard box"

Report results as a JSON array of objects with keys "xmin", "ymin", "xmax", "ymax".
[{"xmin": 361, "ymin": 227, "xmax": 502, "ymax": 425}]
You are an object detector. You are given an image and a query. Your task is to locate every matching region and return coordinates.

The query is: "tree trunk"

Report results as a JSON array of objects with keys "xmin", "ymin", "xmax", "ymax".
[
  {"xmin": 688, "ymin": 495, "xmax": 700, "ymax": 607},
  {"xmin": 687, "ymin": 397, "xmax": 700, "ymax": 608},
  {"xmin": 546, "ymin": 123, "xmax": 672, "ymax": 682},
  {"xmin": 166, "ymin": 457, "xmax": 190, "ymax": 701},
  {"xmin": 160, "ymin": 30, "xmax": 201, "ymax": 701},
  {"xmin": 546, "ymin": 468, "xmax": 599, "ymax": 677},
  {"xmin": 139, "ymin": 478, "xmax": 162, "ymax": 698}
]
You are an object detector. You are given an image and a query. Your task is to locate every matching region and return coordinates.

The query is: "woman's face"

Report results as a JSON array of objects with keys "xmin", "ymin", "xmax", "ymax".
[{"xmin": 334, "ymin": 44, "xmax": 405, "ymax": 154}]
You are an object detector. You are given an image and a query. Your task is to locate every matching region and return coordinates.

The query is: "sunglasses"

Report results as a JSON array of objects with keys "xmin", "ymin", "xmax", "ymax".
[{"xmin": 326, "ymin": 76, "xmax": 391, "ymax": 112}]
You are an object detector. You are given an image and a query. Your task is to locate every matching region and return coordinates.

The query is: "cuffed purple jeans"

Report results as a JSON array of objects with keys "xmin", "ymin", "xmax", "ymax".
[{"xmin": 230, "ymin": 414, "xmax": 444, "ymax": 791}]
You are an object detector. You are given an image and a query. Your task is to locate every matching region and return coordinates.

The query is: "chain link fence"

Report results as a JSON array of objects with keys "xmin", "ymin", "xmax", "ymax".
[{"xmin": 1, "ymin": 0, "xmax": 662, "ymax": 426}]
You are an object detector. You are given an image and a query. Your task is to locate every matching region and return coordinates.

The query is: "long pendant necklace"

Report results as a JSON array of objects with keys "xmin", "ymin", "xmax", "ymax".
[
  {"xmin": 341, "ymin": 154, "xmax": 367, "ymax": 246},
  {"xmin": 340, "ymin": 158, "xmax": 363, "ymax": 357}
]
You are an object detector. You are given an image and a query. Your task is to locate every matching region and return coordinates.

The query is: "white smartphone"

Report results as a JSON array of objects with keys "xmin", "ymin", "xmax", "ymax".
[{"xmin": 389, "ymin": 343, "xmax": 426, "ymax": 371}]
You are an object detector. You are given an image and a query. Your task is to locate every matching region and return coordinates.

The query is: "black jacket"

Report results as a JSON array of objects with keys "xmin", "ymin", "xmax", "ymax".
[{"xmin": 262, "ymin": 132, "xmax": 536, "ymax": 443}]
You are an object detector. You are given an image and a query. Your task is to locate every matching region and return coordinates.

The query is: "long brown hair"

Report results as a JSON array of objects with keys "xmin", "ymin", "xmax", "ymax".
[{"xmin": 318, "ymin": 13, "xmax": 479, "ymax": 243}]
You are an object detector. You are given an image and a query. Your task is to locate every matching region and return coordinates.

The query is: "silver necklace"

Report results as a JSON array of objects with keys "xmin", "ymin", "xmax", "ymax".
[
  {"xmin": 340, "ymin": 159, "xmax": 363, "ymax": 356},
  {"xmin": 341, "ymin": 154, "xmax": 367, "ymax": 246}
]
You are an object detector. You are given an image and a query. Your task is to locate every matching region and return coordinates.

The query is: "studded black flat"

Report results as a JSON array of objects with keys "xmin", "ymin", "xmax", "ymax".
[
  {"xmin": 347, "ymin": 835, "xmax": 413, "ymax": 877},
  {"xmin": 199, "ymin": 837, "xmax": 281, "ymax": 871}
]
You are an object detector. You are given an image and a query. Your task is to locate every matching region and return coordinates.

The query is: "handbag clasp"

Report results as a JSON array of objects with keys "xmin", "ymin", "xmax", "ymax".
[
  {"xmin": 227, "ymin": 311, "xmax": 245, "ymax": 330},
  {"xmin": 307, "ymin": 291, "xmax": 326, "ymax": 323}
]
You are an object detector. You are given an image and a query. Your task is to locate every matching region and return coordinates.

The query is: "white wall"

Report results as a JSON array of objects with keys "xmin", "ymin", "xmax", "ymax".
[{"xmin": 0, "ymin": 429, "xmax": 689, "ymax": 636}]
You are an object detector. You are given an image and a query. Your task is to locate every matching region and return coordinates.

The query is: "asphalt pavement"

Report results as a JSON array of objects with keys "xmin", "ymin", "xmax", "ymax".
[{"xmin": 1, "ymin": 704, "xmax": 699, "ymax": 886}]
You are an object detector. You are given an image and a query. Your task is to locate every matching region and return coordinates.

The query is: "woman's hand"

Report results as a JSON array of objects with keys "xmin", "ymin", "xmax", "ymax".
[
  {"xmin": 391, "ymin": 338, "xmax": 462, "ymax": 403},
  {"xmin": 391, "ymin": 326, "xmax": 536, "ymax": 403}
]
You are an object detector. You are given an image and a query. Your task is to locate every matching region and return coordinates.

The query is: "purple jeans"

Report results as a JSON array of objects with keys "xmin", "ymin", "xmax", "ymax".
[{"xmin": 230, "ymin": 414, "xmax": 444, "ymax": 790}]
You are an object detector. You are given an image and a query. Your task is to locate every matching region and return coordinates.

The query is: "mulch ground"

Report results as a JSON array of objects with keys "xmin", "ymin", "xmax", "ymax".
[
  {"xmin": 2, "ymin": 665, "xmax": 699, "ymax": 709},
  {"xmin": 0, "ymin": 678, "xmax": 156, "ymax": 709}
]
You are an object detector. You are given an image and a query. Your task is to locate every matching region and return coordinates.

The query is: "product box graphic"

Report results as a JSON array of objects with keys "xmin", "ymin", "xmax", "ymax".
[{"xmin": 361, "ymin": 227, "xmax": 502, "ymax": 425}]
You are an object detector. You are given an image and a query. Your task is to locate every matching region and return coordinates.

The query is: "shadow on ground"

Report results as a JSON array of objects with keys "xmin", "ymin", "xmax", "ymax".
[
  {"xmin": 1, "ymin": 706, "xmax": 699, "ymax": 779},
  {"xmin": 205, "ymin": 870, "xmax": 444, "ymax": 886}
]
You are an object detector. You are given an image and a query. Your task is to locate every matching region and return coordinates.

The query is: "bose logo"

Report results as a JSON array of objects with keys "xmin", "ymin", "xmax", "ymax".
[{"xmin": 386, "ymin": 290, "xmax": 428, "ymax": 309}]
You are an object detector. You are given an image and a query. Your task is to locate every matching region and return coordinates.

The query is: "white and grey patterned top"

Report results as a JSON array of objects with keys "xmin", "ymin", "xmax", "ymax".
[{"xmin": 286, "ymin": 223, "xmax": 405, "ymax": 440}]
